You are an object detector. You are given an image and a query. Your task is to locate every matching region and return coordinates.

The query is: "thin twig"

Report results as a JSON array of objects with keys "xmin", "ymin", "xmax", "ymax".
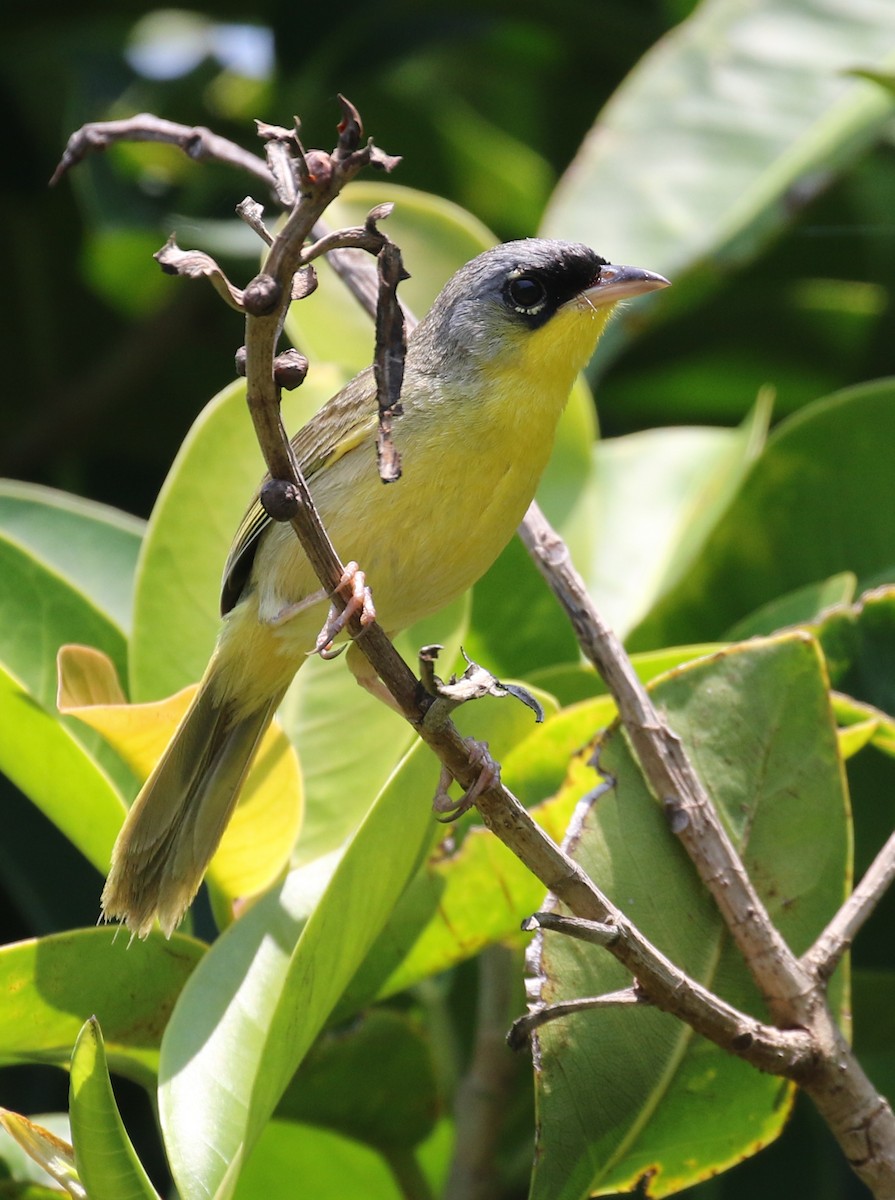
[{"xmin": 804, "ymin": 829, "xmax": 895, "ymax": 980}]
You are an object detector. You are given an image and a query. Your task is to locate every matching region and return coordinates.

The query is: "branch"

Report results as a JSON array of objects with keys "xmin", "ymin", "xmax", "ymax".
[
  {"xmin": 804, "ymin": 829, "xmax": 895, "ymax": 980},
  {"xmin": 519, "ymin": 502, "xmax": 811, "ymax": 1020}
]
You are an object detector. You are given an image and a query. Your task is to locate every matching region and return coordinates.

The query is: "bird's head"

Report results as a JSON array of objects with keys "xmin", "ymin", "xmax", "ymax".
[{"xmin": 410, "ymin": 238, "xmax": 669, "ymax": 392}]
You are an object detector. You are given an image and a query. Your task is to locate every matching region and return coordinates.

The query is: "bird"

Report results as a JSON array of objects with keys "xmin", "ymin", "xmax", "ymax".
[{"xmin": 101, "ymin": 237, "xmax": 669, "ymax": 938}]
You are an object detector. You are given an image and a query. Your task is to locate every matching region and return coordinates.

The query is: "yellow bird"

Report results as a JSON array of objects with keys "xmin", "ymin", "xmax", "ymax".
[{"xmin": 102, "ymin": 238, "xmax": 669, "ymax": 937}]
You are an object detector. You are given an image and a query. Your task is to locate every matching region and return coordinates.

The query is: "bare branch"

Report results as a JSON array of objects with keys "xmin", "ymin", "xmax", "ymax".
[
  {"xmin": 804, "ymin": 829, "xmax": 895, "ymax": 980},
  {"xmin": 50, "ymin": 113, "xmax": 273, "ymax": 190},
  {"xmin": 519, "ymin": 501, "xmax": 812, "ymax": 1021}
]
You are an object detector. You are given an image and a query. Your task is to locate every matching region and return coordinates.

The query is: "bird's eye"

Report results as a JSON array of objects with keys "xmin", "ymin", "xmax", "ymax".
[{"xmin": 506, "ymin": 274, "xmax": 547, "ymax": 312}]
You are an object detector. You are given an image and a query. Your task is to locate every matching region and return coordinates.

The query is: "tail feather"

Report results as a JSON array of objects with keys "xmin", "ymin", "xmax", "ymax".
[{"xmin": 101, "ymin": 675, "xmax": 282, "ymax": 938}]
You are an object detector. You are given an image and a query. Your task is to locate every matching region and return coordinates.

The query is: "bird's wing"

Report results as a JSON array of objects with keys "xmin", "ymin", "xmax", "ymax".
[{"xmin": 220, "ymin": 368, "xmax": 379, "ymax": 615}]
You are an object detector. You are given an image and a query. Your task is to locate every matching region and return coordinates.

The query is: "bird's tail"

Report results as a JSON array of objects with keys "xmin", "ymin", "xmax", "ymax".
[{"xmin": 101, "ymin": 662, "xmax": 286, "ymax": 939}]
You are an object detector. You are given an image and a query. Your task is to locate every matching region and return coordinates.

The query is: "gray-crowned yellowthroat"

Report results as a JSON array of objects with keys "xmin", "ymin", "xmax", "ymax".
[{"xmin": 102, "ymin": 238, "xmax": 669, "ymax": 937}]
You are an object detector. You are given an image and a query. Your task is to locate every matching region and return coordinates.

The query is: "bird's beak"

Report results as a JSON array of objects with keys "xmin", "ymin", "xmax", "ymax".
[{"xmin": 579, "ymin": 263, "xmax": 670, "ymax": 307}]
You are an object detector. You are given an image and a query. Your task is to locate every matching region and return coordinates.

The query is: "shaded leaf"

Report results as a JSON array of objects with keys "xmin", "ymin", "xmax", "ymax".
[
  {"xmin": 727, "ymin": 572, "xmax": 858, "ymax": 640},
  {"xmin": 275, "ymin": 1010, "xmax": 438, "ymax": 1150},
  {"xmin": 629, "ymin": 381, "xmax": 895, "ymax": 650}
]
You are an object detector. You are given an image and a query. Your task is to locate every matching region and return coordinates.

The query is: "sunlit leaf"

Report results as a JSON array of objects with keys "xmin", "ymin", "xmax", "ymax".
[
  {"xmin": 0, "ymin": 1109, "xmax": 84, "ymax": 1198},
  {"xmin": 0, "ymin": 927, "xmax": 204, "ymax": 1085},
  {"xmin": 0, "ymin": 663, "xmax": 125, "ymax": 875},
  {"xmin": 69, "ymin": 1018, "xmax": 160, "ymax": 1199},
  {"xmin": 0, "ymin": 480, "xmax": 144, "ymax": 634}
]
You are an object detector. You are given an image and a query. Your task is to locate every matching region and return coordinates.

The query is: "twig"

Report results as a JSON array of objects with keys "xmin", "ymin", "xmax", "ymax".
[{"xmin": 804, "ymin": 829, "xmax": 895, "ymax": 980}]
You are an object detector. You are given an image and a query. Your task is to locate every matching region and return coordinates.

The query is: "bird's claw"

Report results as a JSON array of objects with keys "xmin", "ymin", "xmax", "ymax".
[
  {"xmin": 315, "ymin": 561, "xmax": 376, "ymax": 657},
  {"xmin": 432, "ymin": 738, "xmax": 500, "ymax": 821}
]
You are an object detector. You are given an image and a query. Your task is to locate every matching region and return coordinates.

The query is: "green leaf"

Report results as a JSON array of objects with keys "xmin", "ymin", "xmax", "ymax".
[
  {"xmin": 0, "ymin": 663, "xmax": 125, "ymax": 874},
  {"xmin": 530, "ymin": 633, "xmax": 850, "ymax": 1199},
  {"xmin": 69, "ymin": 1018, "xmax": 160, "ymax": 1200},
  {"xmin": 528, "ymin": 644, "xmax": 725, "ymax": 709},
  {"xmin": 0, "ymin": 534, "xmax": 127, "ymax": 712},
  {"xmin": 275, "ymin": 1010, "xmax": 438, "ymax": 1150},
  {"xmin": 543, "ymin": 0, "xmax": 895, "ymax": 354},
  {"xmin": 824, "ymin": 586, "xmax": 895, "ymax": 717},
  {"xmin": 586, "ymin": 398, "xmax": 769, "ymax": 637},
  {"xmin": 852, "ymin": 969, "xmax": 895, "ymax": 1106},
  {"xmin": 629, "ymin": 380, "xmax": 895, "ymax": 650},
  {"xmin": 727, "ymin": 572, "xmax": 858, "ymax": 640},
  {"xmin": 0, "ymin": 480, "xmax": 144, "ymax": 634},
  {"xmin": 158, "ymin": 739, "xmax": 440, "ymax": 1200},
  {"xmin": 234, "ymin": 1121, "xmax": 403, "ymax": 1200},
  {"xmin": 0, "ymin": 531, "xmax": 137, "ymax": 800},
  {"xmin": 343, "ymin": 702, "xmax": 593, "ymax": 1012},
  {"xmin": 0, "ymin": 928, "xmax": 204, "ymax": 1086},
  {"xmin": 129, "ymin": 373, "xmax": 344, "ymax": 701}
]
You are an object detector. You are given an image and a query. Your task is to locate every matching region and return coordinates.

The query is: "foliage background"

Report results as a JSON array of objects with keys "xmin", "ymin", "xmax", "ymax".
[{"xmin": 1, "ymin": 0, "xmax": 894, "ymax": 1197}]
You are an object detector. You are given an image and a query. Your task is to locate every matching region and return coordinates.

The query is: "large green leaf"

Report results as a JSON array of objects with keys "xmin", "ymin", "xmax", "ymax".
[
  {"xmin": 0, "ymin": 664, "xmax": 124, "ymax": 874},
  {"xmin": 0, "ymin": 928, "xmax": 204, "ymax": 1086},
  {"xmin": 0, "ymin": 530, "xmax": 137, "ymax": 801},
  {"xmin": 158, "ymin": 739, "xmax": 440, "ymax": 1200},
  {"xmin": 69, "ymin": 1018, "xmax": 160, "ymax": 1200},
  {"xmin": 0, "ymin": 534, "xmax": 127, "ymax": 711},
  {"xmin": 234, "ymin": 1122, "xmax": 404, "ymax": 1200},
  {"xmin": 0, "ymin": 480, "xmax": 144, "ymax": 634},
  {"xmin": 585, "ymin": 399, "xmax": 768, "ymax": 637},
  {"xmin": 543, "ymin": 0, "xmax": 895, "ymax": 355},
  {"xmin": 629, "ymin": 380, "xmax": 895, "ymax": 651},
  {"xmin": 530, "ymin": 634, "xmax": 850, "ymax": 1199}
]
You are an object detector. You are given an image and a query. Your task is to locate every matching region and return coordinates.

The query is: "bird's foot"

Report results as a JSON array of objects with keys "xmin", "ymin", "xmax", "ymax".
[
  {"xmin": 315, "ymin": 561, "xmax": 376, "ymax": 658},
  {"xmin": 432, "ymin": 738, "xmax": 501, "ymax": 821}
]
